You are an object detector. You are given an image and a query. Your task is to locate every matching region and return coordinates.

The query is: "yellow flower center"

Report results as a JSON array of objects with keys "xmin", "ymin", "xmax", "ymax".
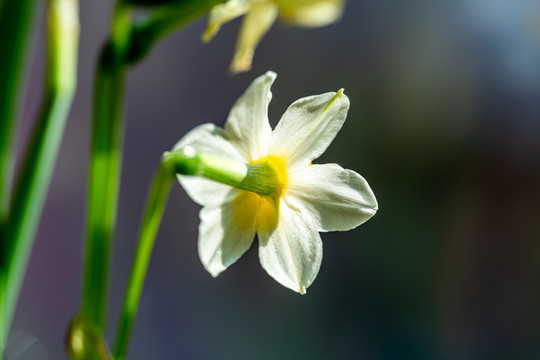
[
  {"xmin": 232, "ymin": 155, "xmax": 288, "ymax": 233},
  {"xmin": 231, "ymin": 191, "xmax": 280, "ymax": 233}
]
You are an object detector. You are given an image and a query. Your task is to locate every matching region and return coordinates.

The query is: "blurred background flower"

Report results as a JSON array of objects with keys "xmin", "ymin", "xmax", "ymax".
[
  {"xmin": 202, "ymin": 0, "xmax": 345, "ymax": 72},
  {"xmin": 10, "ymin": 0, "xmax": 540, "ymax": 359}
]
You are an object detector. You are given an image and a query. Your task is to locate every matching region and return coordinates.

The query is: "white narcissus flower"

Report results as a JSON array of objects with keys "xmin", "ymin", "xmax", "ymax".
[
  {"xmin": 202, "ymin": 0, "xmax": 346, "ymax": 73},
  {"xmin": 172, "ymin": 71, "xmax": 377, "ymax": 294}
]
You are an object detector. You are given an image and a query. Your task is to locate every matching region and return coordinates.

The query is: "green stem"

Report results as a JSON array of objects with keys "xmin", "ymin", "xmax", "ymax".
[
  {"xmin": 0, "ymin": 0, "xmax": 39, "ymax": 250},
  {"xmin": 113, "ymin": 158, "xmax": 174, "ymax": 360},
  {"xmin": 80, "ymin": 3, "xmax": 131, "ymax": 333},
  {"xmin": 0, "ymin": 0, "xmax": 78, "ymax": 355},
  {"xmin": 80, "ymin": 54, "xmax": 125, "ymax": 333}
]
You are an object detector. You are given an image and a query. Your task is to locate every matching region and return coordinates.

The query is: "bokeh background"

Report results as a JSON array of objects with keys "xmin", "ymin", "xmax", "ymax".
[{"xmin": 7, "ymin": 0, "xmax": 540, "ymax": 359}]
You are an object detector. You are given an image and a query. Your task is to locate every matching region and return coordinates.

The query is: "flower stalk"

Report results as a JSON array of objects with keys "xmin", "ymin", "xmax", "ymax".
[
  {"xmin": 165, "ymin": 147, "xmax": 284, "ymax": 196},
  {"xmin": 113, "ymin": 155, "xmax": 176, "ymax": 360},
  {"xmin": 112, "ymin": 145, "xmax": 284, "ymax": 359}
]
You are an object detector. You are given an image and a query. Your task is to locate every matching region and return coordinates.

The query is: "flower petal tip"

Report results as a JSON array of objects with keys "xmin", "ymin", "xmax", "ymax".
[
  {"xmin": 249, "ymin": 70, "xmax": 277, "ymax": 87},
  {"xmin": 264, "ymin": 70, "xmax": 277, "ymax": 81},
  {"xmin": 230, "ymin": 51, "xmax": 254, "ymax": 73},
  {"xmin": 201, "ymin": 28, "xmax": 216, "ymax": 43},
  {"xmin": 323, "ymin": 88, "xmax": 348, "ymax": 111},
  {"xmin": 206, "ymin": 264, "xmax": 225, "ymax": 278}
]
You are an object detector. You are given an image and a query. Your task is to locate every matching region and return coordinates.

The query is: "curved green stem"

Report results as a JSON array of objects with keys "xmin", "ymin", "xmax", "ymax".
[
  {"xmin": 0, "ymin": 0, "xmax": 78, "ymax": 355},
  {"xmin": 113, "ymin": 158, "xmax": 175, "ymax": 360}
]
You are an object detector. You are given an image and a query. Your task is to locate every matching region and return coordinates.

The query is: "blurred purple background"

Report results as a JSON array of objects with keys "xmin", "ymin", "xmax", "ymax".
[{"xmin": 8, "ymin": 0, "xmax": 540, "ymax": 359}]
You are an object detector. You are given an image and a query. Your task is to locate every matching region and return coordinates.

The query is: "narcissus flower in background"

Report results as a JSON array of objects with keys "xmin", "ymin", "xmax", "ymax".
[
  {"xmin": 171, "ymin": 71, "xmax": 377, "ymax": 294},
  {"xmin": 202, "ymin": 0, "xmax": 346, "ymax": 73}
]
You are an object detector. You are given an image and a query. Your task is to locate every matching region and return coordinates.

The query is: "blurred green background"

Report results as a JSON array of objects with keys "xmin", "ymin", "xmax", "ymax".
[{"xmin": 8, "ymin": 0, "xmax": 540, "ymax": 359}]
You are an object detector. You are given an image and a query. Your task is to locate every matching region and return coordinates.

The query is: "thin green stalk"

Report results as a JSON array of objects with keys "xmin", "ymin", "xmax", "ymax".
[
  {"xmin": 80, "ymin": 3, "xmax": 131, "ymax": 333},
  {"xmin": 113, "ymin": 158, "xmax": 174, "ymax": 360},
  {"xmin": 0, "ymin": 0, "xmax": 39, "ymax": 245},
  {"xmin": 0, "ymin": 0, "xmax": 78, "ymax": 356},
  {"xmin": 81, "ymin": 58, "xmax": 126, "ymax": 333}
]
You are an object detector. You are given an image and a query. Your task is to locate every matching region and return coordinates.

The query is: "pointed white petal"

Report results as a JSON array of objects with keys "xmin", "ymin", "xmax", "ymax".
[
  {"xmin": 274, "ymin": 0, "xmax": 345, "ymax": 27},
  {"xmin": 285, "ymin": 163, "xmax": 377, "ymax": 232},
  {"xmin": 258, "ymin": 200, "xmax": 322, "ymax": 294},
  {"xmin": 173, "ymin": 123, "xmax": 245, "ymax": 206},
  {"xmin": 224, "ymin": 71, "xmax": 276, "ymax": 160},
  {"xmin": 271, "ymin": 89, "xmax": 349, "ymax": 170},
  {"xmin": 230, "ymin": 2, "xmax": 278, "ymax": 73},
  {"xmin": 202, "ymin": 0, "xmax": 251, "ymax": 43},
  {"xmin": 198, "ymin": 190, "xmax": 257, "ymax": 277}
]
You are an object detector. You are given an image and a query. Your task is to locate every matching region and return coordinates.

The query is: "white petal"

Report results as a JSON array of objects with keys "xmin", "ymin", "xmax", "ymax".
[
  {"xmin": 258, "ymin": 200, "xmax": 322, "ymax": 294},
  {"xmin": 285, "ymin": 164, "xmax": 378, "ymax": 232},
  {"xmin": 224, "ymin": 71, "xmax": 276, "ymax": 160},
  {"xmin": 274, "ymin": 0, "xmax": 345, "ymax": 27},
  {"xmin": 198, "ymin": 190, "xmax": 257, "ymax": 277},
  {"xmin": 173, "ymin": 123, "xmax": 245, "ymax": 206},
  {"xmin": 231, "ymin": 2, "xmax": 278, "ymax": 73},
  {"xmin": 271, "ymin": 89, "xmax": 349, "ymax": 171},
  {"xmin": 202, "ymin": 0, "xmax": 251, "ymax": 43}
]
